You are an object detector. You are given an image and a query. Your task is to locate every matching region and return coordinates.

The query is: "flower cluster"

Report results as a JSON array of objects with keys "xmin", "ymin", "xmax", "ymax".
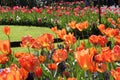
[{"xmin": 1, "ymin": 16, "xmax": 120, "ymax": 80}]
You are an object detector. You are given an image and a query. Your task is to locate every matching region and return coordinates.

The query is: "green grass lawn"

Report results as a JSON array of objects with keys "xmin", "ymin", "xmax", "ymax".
[
  {"xmin": 0, "ymin": 25, "xmax": 55, "ymax": 42},
  {"xmin": 0, "ymin": 25, "xmax": 57, "ymax": 53}
]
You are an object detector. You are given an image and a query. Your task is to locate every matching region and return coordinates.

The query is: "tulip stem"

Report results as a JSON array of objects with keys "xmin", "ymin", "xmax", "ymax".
[
  {"xmin": 85, "ymin": 71, "xmax": 88, "ymax": 80},
  {"xmin": 54, "ymin": 68, "xmax": 58, "ymax": 78},
  {"xmin": 109, "ymin": 37, "xmax": 114, "ymax": 49},
  {"xmin": 111, "ymin": 62, "xmax": 115, "ymax": 69},
  {"xmin": 8, "ymin": 35, "xmax": 11, "ymax": 47},
  {"xmin": 27, "ymin": 46, "xmax": 30, "ymax": 53},
  {"xmin": 82, "ymin": 31, "xmax": 84, "ymax": 39},
  {"xmin": 7, "ymin": 35, "xmax": 10, "ymax": 41}
]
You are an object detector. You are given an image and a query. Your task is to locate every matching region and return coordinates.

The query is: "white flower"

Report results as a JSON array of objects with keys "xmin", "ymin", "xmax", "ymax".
[
  {"xmin": 51, "ymin": 18, "xmax": 54, "ymax": 23},
  {"xmin": 16, "ymin": 16, "xmax": 21, "ymax": 21}
]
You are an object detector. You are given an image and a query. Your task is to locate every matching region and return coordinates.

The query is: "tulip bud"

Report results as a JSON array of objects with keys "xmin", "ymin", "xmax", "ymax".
[{"xmin": 3, "ymin": 26, "xmax": 10, "ymax": 36}]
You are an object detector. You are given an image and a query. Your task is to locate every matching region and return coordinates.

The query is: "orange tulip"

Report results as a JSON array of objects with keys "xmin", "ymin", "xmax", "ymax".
[
  {"xmin": 117, "ymin": 23, "xmax": 120, "ymax": 28},
  {"xmin": 0, "ymin": 54, "xmax": 9, "ymax": 64},
  {"xmin": 19, "ymin": 68, "xmax": 28, "ymax": 80},
  {"xmin": 36, "ymin": 33, "xmax": 54, "ymax": 48},
  {"xmin": 38, "ymin": 55, "xmax": 46, "ymax": 63},
  {"xmin": 89, "ymin": 35, "xmax": 98, "ymax": 45},
  {"xmin": 68, "ymin": 21, "xmax": 76, "ymax": 29},
  {"xmin": 14, "ymin": 52, "xmax": 30, "ymax": 58},
  {"xmin": 0, "ymin": 64, "xmax": 22, "ymax": 80},
  {"xmin": 3, "ymin": 26, "xmax": 10, "ymax": 36},
  {"xmin": 96, "ymin": 63, "xmax": 107, "ymax": 73},
  {"xmin": 117, "ymin": 18, "xmax": 120, "ymax": 23},
  {"xmin": 76, "ymin": 21, "xmax": 89, "ymax": 31},
  {"xmin": 111, "ymin": 67, "xmax": 120, "ymax": 80},
  {"xmin": 34, "ymin": 67, "xmax": 42, "ymax": 77},
  {"xmin": 52, "ymin": 49, "xmax": 68, "ymax": 63},
  {"xmin": 115, "ymin": 35, "xmax": 120, "ymax": 45},
  {"xmin": 76, "ymin": 22, "xmax": 84, "ymax": 31},
  {"xmin": 94, "ymin": 54, "xmax": 103, "ymax": 63},
  {"xmin": 74, "ymin": 50, "xmax": 89, "ymax": 70},
  {"xmin": 63, "ymin": 33, "xmax": 76, "ymax": 45},
  {"xmin": 88, "ymin": 48, "xmax": 98, "ymax": 72},
  {"xmin": 67, "ymin": 78, "xmax": 76, "ymax": 80},
  {"xmin": 0, "ymin": 40, "xmax": 11, "ymax": 55},
  {"xmin": 111, "ymin": 20, "xmax": 116, "ymax": 25},
  {"xmin": 104, "ymin": 28, "xmax": 119, "ymax": 37},
  {"xmin": 97, "ymin": 24, "xmax": 105, "ymax": 34},
  {"xmin": 82, "ymin": 21, "xmax": 89, "ymax": 29},
  {"xmin": 47, "ymin": 43, "xmax": 55, "ymax": 50},
  {"xmin": 74, "ymin": 48, "xmax": 97, "ymax": 72},
  {"xmin": 107, "ymin": 18, "xmax": 113, "ymax": 23},
  {"xmin": 95, "ymin": 47, "xmax": 114, "ymax": 62},
  {"xmin": 51, "ymin": 26, "xmax": 57, "ymax": 33},
  {"xmin": 6, "ymin": 65, "xmax": 22, "ymax": 80},
  {"xmin": 14, "ymin": 52, "xmax": 24, "ymax": 58},
  {"xmin": 31, "ymin": 40, "xmax": 41, "ymax": 49},
  {"xmin": 112, "ymin": 45, "xmax": 120, "ymax": 61},
  {"xmin": 89, "ymin": 35, "xmax": 108, "ymax": 47},
  {"xmin": 97, "ymin": 35, "xmax": 108, "ymax": 47},
  {"xmin": 56, "ymin": 29, "xmax": 66, "ymax": 39},
  {"xmin": 47, "ymin": 63, "xmax": 57, "ymax": 71},
  {"xmin": 18, "ymin": 54, "xmax": 39, "ymax": 72},
  {"xmin": 20, "ymin": 35, "xmax": 35, "ymax": 48}
]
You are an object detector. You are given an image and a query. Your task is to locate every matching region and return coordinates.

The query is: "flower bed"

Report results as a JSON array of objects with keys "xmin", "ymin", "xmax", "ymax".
[
  {"xmin": 0, "ymin": 21, "xmax": 120, "ymax": 80},
  {"xmin": 0, "ymin": 2, "xmax": 120, "ymax": 80},
  {"xmin": 0, "ymin": 5, "xmax": 120, "ymax": 39},
  {"xmin": 0, "ymin": 5, "xmax": 119, "ymax": 28}
]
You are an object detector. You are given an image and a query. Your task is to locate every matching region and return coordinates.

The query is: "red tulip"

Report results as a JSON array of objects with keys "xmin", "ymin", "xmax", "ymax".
[
  {"xmin": 34, "ymin": 67, "xmax": 42, "ymax": 77},
  {"xmin": 3, "ymin": 26, "xmax": 10, "ymax": 36}
]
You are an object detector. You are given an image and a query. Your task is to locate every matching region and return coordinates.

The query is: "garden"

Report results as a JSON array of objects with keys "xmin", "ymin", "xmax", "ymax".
[{"xmin": 0, "ymin": 1, "xmax": 120, "ymax": 80}]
